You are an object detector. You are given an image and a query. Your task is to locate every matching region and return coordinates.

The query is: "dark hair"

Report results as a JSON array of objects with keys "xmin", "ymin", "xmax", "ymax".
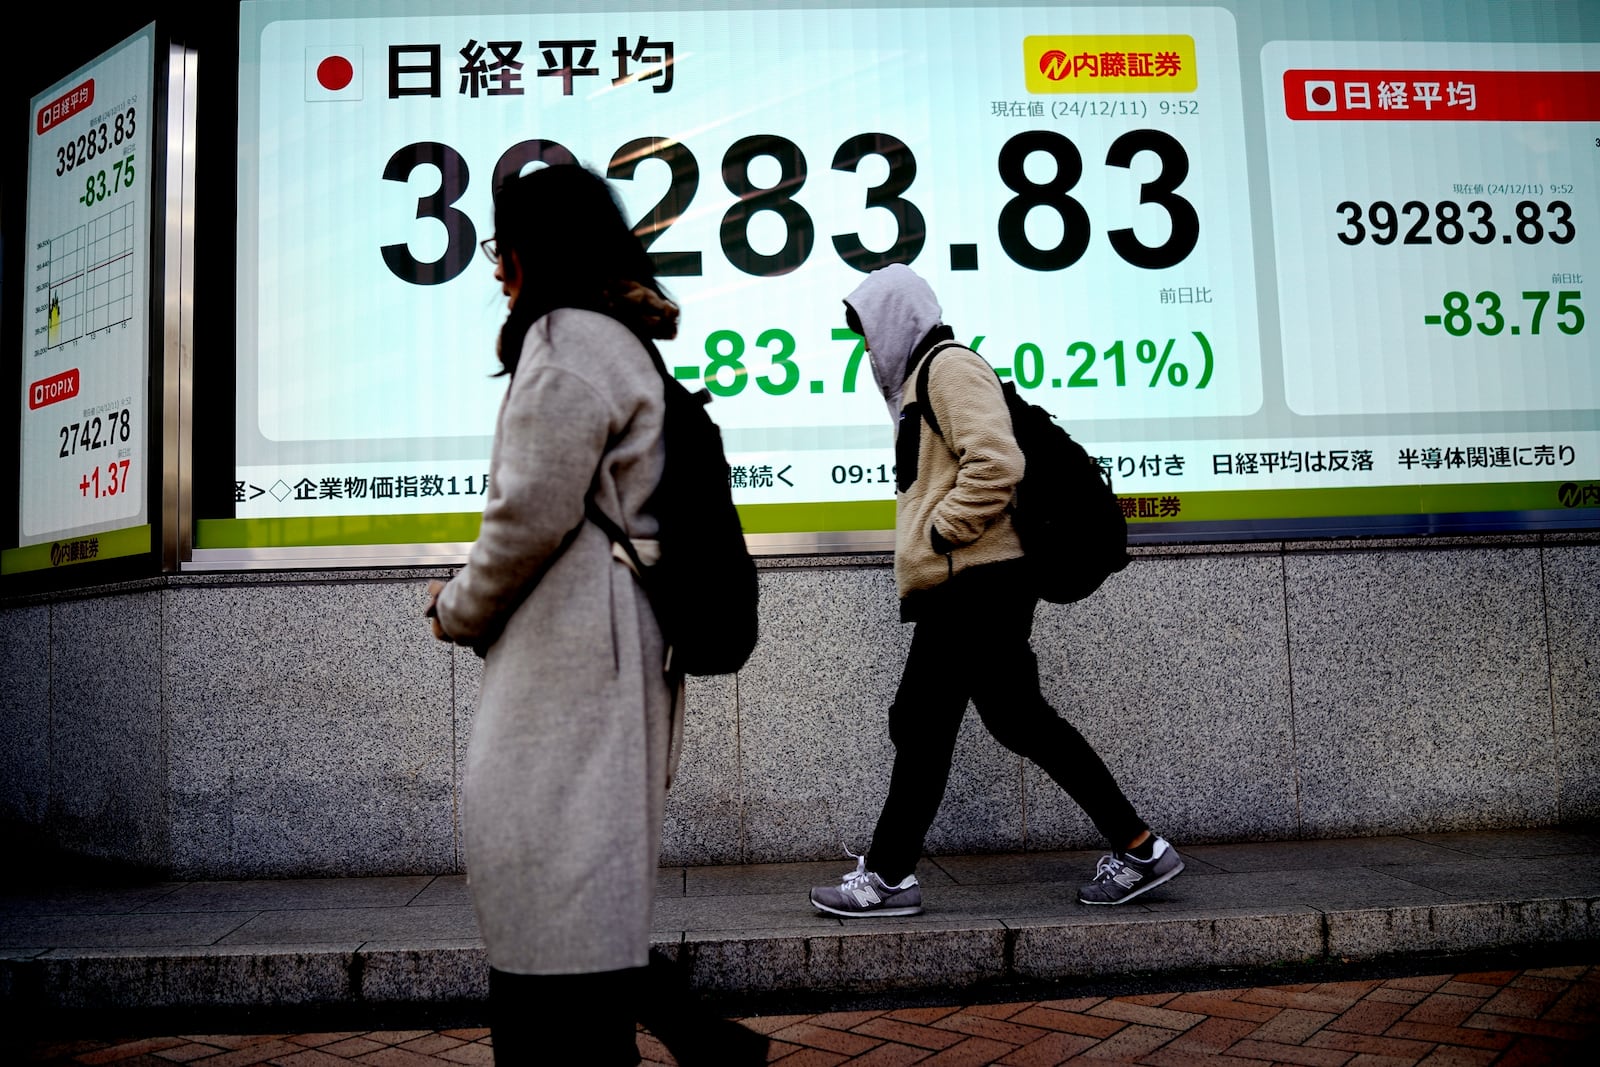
[
  {"xmin": 492, "ymin": 163, "xmax": 676, "ymax": 375},
  {"xmin": 844, "ymin": 303, "xmax": 864, "ymax": 338}
]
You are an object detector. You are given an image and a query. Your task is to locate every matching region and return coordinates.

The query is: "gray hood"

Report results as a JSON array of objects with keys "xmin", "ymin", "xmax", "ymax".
[{"xmin": 843, "ymin": 263, "xmax": 944, "ymax": 422}]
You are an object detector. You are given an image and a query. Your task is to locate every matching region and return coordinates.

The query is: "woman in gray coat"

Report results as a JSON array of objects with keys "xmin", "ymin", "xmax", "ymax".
[{"xmin": 425, "ymin": 166, "xmax": 764, "ymax": 1065}]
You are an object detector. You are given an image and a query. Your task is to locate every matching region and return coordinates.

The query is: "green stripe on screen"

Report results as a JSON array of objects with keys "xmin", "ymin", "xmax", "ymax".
[{"xmin": 2, "ymin": 524, "xmax": 152, "ymax": 574}]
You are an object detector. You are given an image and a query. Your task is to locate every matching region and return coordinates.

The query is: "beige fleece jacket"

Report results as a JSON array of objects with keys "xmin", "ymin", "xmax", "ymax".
[{"xmin": 895, "ymin": 343, "xmax": 1024, "ymax": 596}]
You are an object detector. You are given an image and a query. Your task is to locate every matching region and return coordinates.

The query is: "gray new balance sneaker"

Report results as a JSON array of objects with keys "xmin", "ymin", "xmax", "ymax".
[
  {"xmin": 1078, "ymin": 835, "xmax": 1185, "ymax": 905},
  {"xmin": 810, "ymin": 852, "xmax": 923, "ymax": 917}
]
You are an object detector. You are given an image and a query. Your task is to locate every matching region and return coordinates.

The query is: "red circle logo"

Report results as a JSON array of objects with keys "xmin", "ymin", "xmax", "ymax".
[
  {"xmin": 1309, "ymin": 84, "xmax": 1333, "ymax": 108},
  {"xmin": 1039, "ymin": 50, "xmax": 1070, "ymax": 81},
  {"xmin": 317, "ymin": 56, "xmax": 354, "ymax": 92}
]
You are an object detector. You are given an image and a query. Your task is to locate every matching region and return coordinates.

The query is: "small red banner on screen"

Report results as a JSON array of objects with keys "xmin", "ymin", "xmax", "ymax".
[
  {"xmin": 1284, "ymin": 70, "xmax": 1600, "ymax": 121},
  {"xmin": 36, "ymin": 79, "xmax": 95, "ymax": 134},
  {"xmin": 29, "ymin": 370, "xmax": 80, "ymax": 410}
]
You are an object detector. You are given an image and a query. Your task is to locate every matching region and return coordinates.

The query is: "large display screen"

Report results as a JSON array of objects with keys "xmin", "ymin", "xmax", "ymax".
[
  {"xmin": 6, "ymin": 24, "xmax": 156, "ymax": 574},
  {"xmin": 216, "ymin": 0, "xmax": 1599, "ymax": 557}
]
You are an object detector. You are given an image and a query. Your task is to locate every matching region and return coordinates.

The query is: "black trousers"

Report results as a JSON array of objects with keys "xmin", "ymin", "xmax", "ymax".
[
  {"xmin": 488, "ymin": 952, "xmax": 767, "ymax": 1066},
  {"xmin": 489, "ymin": 966, "xmax": 640, "ymax": 1066},
  {"xmin": 866, "ymin": 559, "xmax": 1147, "ymax": 884}
]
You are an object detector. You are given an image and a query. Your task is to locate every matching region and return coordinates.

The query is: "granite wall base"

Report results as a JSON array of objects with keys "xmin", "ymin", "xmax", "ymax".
[{"xmin": 1, "ymin": 535, "xmax": 1594, "ymax": 878}]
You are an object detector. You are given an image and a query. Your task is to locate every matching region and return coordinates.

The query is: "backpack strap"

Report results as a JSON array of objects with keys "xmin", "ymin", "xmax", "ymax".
[
  {"xmin": 912, "ymin": 340, "xmax": 975, "ymax": 438},
  {"xmin": 585, "ymin": 334, "xmax": 670, "ymax": 574}
]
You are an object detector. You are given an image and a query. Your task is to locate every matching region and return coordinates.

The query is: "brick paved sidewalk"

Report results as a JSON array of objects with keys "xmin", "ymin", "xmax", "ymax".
[{"xmin": 13, "ymin": 963, "xmax": 1596, "ymax": 1065}]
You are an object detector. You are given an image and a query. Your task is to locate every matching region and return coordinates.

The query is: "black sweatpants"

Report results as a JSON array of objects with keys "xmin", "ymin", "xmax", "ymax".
[{"xmin": 865, "ymin": 559, "xmax": 1147, "ymax": 884}]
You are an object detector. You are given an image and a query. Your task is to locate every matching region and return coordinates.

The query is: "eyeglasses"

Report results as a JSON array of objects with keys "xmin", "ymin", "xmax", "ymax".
[{"xmin": 479, "ymin": 237, "xmax": 499, "ymax": 262}]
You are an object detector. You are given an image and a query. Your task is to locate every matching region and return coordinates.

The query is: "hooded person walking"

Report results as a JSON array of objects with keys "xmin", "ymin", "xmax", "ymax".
[{"xmin": 808, "ymin": 263, "xmax": 1185, "ymax": 916}]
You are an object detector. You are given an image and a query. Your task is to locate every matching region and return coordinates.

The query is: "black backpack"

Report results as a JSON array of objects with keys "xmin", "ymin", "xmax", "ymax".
[
  {"xmin": 915, "ymin": 344, "xmax": 1130, "ymax": 603},
  {"xmin": 588, "ymin": 341, "xmax": 760, "ymax": 675}
]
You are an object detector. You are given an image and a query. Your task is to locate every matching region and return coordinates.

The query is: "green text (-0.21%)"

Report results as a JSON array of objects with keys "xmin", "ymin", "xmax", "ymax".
[
  {"xmin": 1422, "ymin": 290, "xmax": 1583, "ymax": 337},
  {"xmin": 973, "ymin": 333, "xmax": 1214, "ymax": 389}
]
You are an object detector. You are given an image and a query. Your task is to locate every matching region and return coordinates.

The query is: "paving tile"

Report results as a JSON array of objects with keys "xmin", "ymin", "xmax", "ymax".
[
  {"xmin": 844, "ymin": 1043, "xmax": 936, "ymax": 1066},
  {"xmin": 349, "ymin": 1046, "xmax": 456, "ymax": 1066},
  {"xmin": 1226, "ymin": 1037, "xmax": 1356, "ymax": 1065},
  {"xmin": 1406, "ymin": 829, "xmax": 1600, "ymax": 859},
  {"xmin": 930, "ymin": 1010, "xmax": 1051, "ymax": 1045},
  {"xmin": 1523, "ymin": 965, "xmax": 1590, "ymax": 980},
  {"xmin": 175, "ymin": 1036, "xmax": 288, "ymax": 1049},
  {"xmin": 0, "ymin": 912, "xmax": 254, "ymax": 949},
  {"xmin": 1476, "ymin": 985, "xmax": 1560, "ymax": 1019},
  {"xmin": 1248, "ymin": 1007, "xmax": 1336, "ymax": 1043},
  {"xmin": 915, "ymin": 1035, "xmax": 1019, "ymax": 1065},
  {"xmin": 395, "ymin": 1032, "xmax": 467, "ymax": 1055},
  {"xmin": 318, "ymin": 1036, "xmax": 389, "ymax": 1057},
  {"xmin": 180, "ymin": 1039, "xmax": 304, "ymax": 1066},
  {"xmin": 1007, "ymin": 1004, "xmax": 1124, "ymax": 1038},
  {"xmin": 152, "ymin": 1042, "xmax": 228, "ymax": 1062},
  {"xmin": 994, "ymin": 1031, "xmax": 1102, "ymax": 1064},
  {"xmin": 1460, "ymin": 1012, "xmax": 1596, "ymax": 1041},
  {"xmin": 1164, "ymin": 992, "xmax": 1281, "ymax": 1022},
  {"xmin": 434, "ymin": 1042, "xmax": 494, "ymax": 1066},
  {"xmin": 1139, "ymin": 1049, "xmax": 1266, "ymax": 1067},
  {"xmin": 1452, "ymin": 970, "xmax": 1518, "ymax": 987},
  {"xmin": 143, "ymin": 878, "xmax": 434, "ymax": 913},
  {"xmin": 1384, "ymin": 974, "xmax": 1453, "ymax": 993},
  {"xmin": 0, "ymin": 884, "xmax": 185, "ymax": 916},
  {"xmin": 1033, "ymin": 996, "xmax": 1105, "ymax": 1012},
  {"xmin": 1320, "ymin": 999, "xmax": 1411, "ymax": 1035},
  {"xmin": 1542, "ymin": 982, "xmax": 1600, "ymax": 1024},
  {"xmin": 268, "ymin": 1051, "xmax": 355, "ymax": 1067},
  {"xmin": 72, "ymin": 1037, "xmax": 190, "ymax": 1064},
  {"xmin": 1238, "ymin": 985, "xmax": 1350, "ymax": 1014},
  {"xmin": 852, "ymin": 1016, "xmax": 968, "ymax": 1050},
  {"xmin": 1184, "ymin": 836, "xmax": 1463, "ymax": 872},
  {"xmin": 285, "ymin": 1032, "xmax": 365, "ymax": 1047},
  {"xmin": 1386, "ymin": 1021, "xmax": 1516, "ymax": 1050},
  {"xmin": 962, "ymin": 1002, "xmax": 1027, "ymax": 1020},
  {"xmin": 1492, "ymin": 1035, "xmax": 1582, "ymax": 1065},
  {"xmin": 1362, "ymin": 987, "xmax": 1429, "ymax": 1006},
  {"xmin": 886, "ymin": 1005, "xmax": 962, "ymax": 1025},
  {"xmin": 766, "ymin": 1021, "xmax": 881, "ymax": 1055},
  {"xmin": 1081, "ymin": 1023, "xmax": 1183, "ymax": 1060},
  {"xmin": 807, "ymin": 1009, "xmax": 887, "ymax": 1030},
  {"xmin": 1436, "ymin": 980, "xmax": 1505, "ymax": 998},
  {"xmin": 214, "ymin": 906, "xmax": 478, "ymax": 945},
  {"xmin": 1085, "ymin": 999, "xmax": 1205, "ymax": 1030},
  {"xmin": 365, "ymin": 1030, "xmax": 436, "ymax": 1045},
  {"xmin": 1402, "ymin": 992, "xmax": 1486, "ymax": 1027},
  {"xmin": 1118, "ymin": 992, "xmax": 1181, "ymax": 1006},
  {"xmin": 1414, "ymin": 1048, "xmax": 1498, "ymax": 1066},
  {"xmin": 1162, "ymin": 1015, "xmax": 1262, "ymax": 1052},
  {"xmin": 1304, "ymin": 1029, "xmax": 1436, "ymax": 1058},
  {"xmin": 759, "ymin": 1047, "xmax": 848, "ymax": 1066}
]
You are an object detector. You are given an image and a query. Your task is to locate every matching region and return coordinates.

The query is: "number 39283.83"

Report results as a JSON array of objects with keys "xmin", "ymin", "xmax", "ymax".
[{"xmin": 379, "ymin": 129, "xmax": 1202, "ymax": 284}]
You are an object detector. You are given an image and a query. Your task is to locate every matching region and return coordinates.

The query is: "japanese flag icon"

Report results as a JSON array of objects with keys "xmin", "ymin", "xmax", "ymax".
[
  {"xmin": 1303, "ymin": 79, "xmax": 1337, "ymax": 112},
  {"xmin": 306, "ymin": 47, "xmax": 362, "ymax": 101}
]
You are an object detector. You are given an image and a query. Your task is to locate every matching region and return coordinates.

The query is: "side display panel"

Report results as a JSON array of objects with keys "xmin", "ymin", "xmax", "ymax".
[
  {"xmin": 1261, "ymin": 42, "xmax": 1598, "ymax": 516},
  {"xmin": 214, "ymin": 2, "xmax": 1600, "ymax": 560},
  {"xmin": 6, "ymin": 24, "xmax": 156, "ymax": 575}
]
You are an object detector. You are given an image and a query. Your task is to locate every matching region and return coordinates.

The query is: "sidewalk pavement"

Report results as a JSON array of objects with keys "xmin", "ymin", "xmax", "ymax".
[
  {"xmin": 2, "ymin": 829, "xmax": 1597, "ymax": 1023},
  {"xmin": 13, "ymin": 965, "xmax": 1600, "ymax": 1065}
]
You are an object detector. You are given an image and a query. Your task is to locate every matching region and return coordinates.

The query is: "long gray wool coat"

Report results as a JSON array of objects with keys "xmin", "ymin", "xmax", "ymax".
[{"xmin": 435, "ymin": 308, "xmax": 673, "ymax": 975}]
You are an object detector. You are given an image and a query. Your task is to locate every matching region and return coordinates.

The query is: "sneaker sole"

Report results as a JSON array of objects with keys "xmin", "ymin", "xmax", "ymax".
[
  {"xmin": 1077, "ymin": 859, "xmax": 1186, "ymax": 906},
  {"xmin": 811, "ymin": 898, "xmax": 924, "ymax": 918}
]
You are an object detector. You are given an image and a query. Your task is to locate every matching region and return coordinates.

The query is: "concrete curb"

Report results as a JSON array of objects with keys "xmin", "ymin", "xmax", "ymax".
[{"xmin": 4, "ymin": 895, "xmax": 1596, "ymax": 1011}]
